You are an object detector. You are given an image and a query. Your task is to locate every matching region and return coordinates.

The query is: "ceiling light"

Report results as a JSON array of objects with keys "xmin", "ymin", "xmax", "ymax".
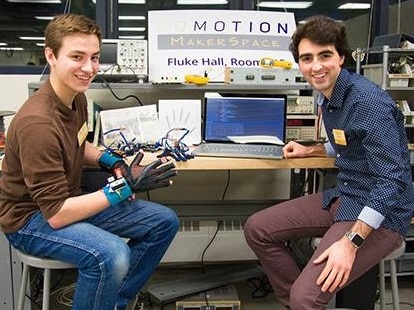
[
  {"xmin": 92, "ymin": 0, "xmax": 145, "ymax": 3},
  {"xmin": 7, "ymin": 0, "xmax": 60, "ymax": 3},
  {"xmin": 119, "ymin": 27, "xmax": 146, "ymax": 32},
  {"xmin": 119, "ymin": 0, "xmax": 145, "ymax": 4},
  {"xmin": 338, "ymin": 3, "xmax": 370, "ymax": 9},
  {"xmin": 119, "ymin": 16, "xmax": 146, "ymax": 20},
  {"xmin": 35, "ymin": 16, "xmax": 54, "ymax": 20},
  {"xmin": 0, "ymin": 47, "xmax": 24, "ymax": 51},
  {"xmin": 36, "ymin": 43, "xmax": 45, "ymax": 47},
  {"xmin": 119, "ymin": 36, "xmax": 145, "ymax": 40},
  {"xmin": 0, "ymin": 43, "xmax": 7, "ymax": 46},
  {"xmin": 177, "ymin": 0, "xmax": 228, "ymax": 4},
  {"xmin": 19, "ymin": 36, "xmax": 45, "ymax": 40},
  {"xmin": 257, "ymin": 1, "xmax": 312, "ymax": 9}
]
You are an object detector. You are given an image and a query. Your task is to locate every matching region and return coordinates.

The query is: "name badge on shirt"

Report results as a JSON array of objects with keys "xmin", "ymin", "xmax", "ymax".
[
  {"xmin": 332, "ymin": 129, "xmax": 347, "ymax": 146},
  {"xmin": 77, "ymin": 122, "xmax": 88, "ymax": 147}
]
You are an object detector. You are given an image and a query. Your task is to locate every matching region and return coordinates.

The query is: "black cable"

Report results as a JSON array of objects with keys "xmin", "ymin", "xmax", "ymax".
[
  {"xmin": 221, "ymin": 169, "xmax": 231, "ymax": 200},
  {"xmin": 99, "ymin": 78, "xmax": 144, "ymax": 106},
  {"xmin": 246, "ymin": 275, "xmax": 273, "ymax": 299},
  {"xmin": 399, "ymin": 301, "xmax": 414, "ymax": 307},
  {"xmin": 200, "ymin": 220, "xmax": 223, "ymax": 273},
  {"xmin": 203, "ymin": 290, "xmax": 209, "ymax": 306},
  {"xmin": 199, "ymin": 169, "xmax": 231, "ymax": 271}
]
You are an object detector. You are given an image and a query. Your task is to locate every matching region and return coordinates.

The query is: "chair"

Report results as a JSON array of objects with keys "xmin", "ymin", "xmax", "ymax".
[
  {"xmin": 378, "ymin": 240, "xmax": 406, "ymax": 310},
  {"xmin": 16, "ymin": 250, "xmax": 75, "ymax": 310}
]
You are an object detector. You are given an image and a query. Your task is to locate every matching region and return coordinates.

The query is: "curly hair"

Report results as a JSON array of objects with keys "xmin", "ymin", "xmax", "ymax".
[
  {"xmin": 289, "ymin": 15, "xmax": 351, "ymax": 65},
  {"xmin": 44, "ymin": 14, "xmax": 102, "ymax": 57}
]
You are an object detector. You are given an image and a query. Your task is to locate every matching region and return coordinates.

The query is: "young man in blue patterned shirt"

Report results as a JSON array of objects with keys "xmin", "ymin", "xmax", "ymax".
[{"xmin": 244, "ymin": 15, "xmax": 414, "ymax": 309}]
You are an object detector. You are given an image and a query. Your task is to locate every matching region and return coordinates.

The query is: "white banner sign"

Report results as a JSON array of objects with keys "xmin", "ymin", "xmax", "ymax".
[{"xmin": 148, "ymin": 10, "xmax": 297, "ymax": 83}]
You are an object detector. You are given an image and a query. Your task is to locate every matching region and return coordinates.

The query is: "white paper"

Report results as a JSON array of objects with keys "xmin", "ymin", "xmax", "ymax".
[
  {"xmin": 227, "ymin": 135, "xmax": 285, "ymax": 146},
  {"xmin": 100, "ymin": 105, "xmax": 160, "ymax": 146},
  {"xmin": 158, "ymin": 99, "xmax": 202, "ymax": 145}
]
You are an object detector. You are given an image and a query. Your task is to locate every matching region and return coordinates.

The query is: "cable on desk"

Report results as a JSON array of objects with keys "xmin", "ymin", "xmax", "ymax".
[{"xmin": 98, "ymin": 78, "xmax": 144, "ymax": 106}]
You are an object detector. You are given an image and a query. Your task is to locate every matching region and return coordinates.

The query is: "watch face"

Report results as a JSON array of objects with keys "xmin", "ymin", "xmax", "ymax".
[
  {"xmin": 346, "ymin": 231, "xmax": 365, "ymax": 247},
  {"xmin": 351, "ymin": 233, "xmax": 364, "ymax": 247}
]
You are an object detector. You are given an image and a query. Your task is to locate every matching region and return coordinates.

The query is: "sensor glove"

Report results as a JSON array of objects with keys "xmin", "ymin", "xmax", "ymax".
[
  {"xmin": 98, "ymin": 150, "xmax": 129, "ymax": 176},
  {"xmin": 126, "ymin": 151, "xmax": 177, "ymax": 192},
  {"xmin": 102, "ymin": 176, "xmax": 133, "ymax": 207}
]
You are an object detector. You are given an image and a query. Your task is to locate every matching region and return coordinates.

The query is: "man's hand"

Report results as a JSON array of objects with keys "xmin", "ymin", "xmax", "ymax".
[
  {"xmin": 283, "ymin": 141, "xmax": 310, "ymax": 158},
  {"xmin": 283, "ymin": 141, "xmax": 327, "ymax": 158},
  {"xmin": 125, "ymin": 151, "xmax": 177, "ymax": 192},
  {"xmin": 313, "ymin": 237, "xmax": 357, "ymax": 293}
]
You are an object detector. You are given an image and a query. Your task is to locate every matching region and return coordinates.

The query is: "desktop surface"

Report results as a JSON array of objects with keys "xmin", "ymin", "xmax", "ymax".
[
  {"xmin": 0, "ymin": 151, "xmax": 336, "ymax": 172},
  {"xmin": 133, "ymin": 151, "xmax": 336, "ymax": 170}
]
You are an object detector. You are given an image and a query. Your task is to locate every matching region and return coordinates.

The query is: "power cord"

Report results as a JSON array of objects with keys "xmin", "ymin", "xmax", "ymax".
[
  {"xmin": 54, "ymin": 282, "xmax": 76, "ymax": 307},
  {"xmin": 98, "ymin": 77, "xmax": 144, "ymax": 106},
  {"xmin": 200, "ymin": 220, "xmax": 223, "ymax": 273},
  {"xmin": 246, "ymin": 275, "xmax": 273, "ymax": 298},
  {"xmin": 199, "ymin": 169, "xmax": 231, "ymax": 271}
]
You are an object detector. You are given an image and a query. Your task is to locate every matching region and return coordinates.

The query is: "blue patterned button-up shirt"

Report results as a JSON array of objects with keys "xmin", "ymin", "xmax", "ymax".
[{"xmin": 321, "ymin": 69, "xmax": 414, "ymax": 235}]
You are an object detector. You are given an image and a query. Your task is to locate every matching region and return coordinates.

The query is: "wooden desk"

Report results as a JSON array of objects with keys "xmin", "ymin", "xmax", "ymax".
[
  {"xmin": 138, "ymin": 152, "xmax": 336, "ymax": 170},
  {"xmin": 0, "ymin": 155, "xmax": 336, "ymax": 172}
]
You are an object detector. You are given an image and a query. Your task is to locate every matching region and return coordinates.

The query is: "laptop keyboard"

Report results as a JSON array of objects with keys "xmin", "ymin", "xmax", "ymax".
[{"xmin": 192, "ymin": 143, "xmax": 284, "ymax": 159}]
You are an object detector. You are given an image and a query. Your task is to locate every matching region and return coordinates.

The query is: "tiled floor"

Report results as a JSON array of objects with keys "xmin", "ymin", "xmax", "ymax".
[{"xmin": 39, "ymin": 263, "xmax": 414, "ymax": 310}]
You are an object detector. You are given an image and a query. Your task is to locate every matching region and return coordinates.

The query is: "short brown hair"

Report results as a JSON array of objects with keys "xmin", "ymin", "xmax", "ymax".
[
  {"xmin": 44, "ymin": 14, "xmax": 102, "ymax": 57},
  {"xmin": 289, "ymin": 15, "xmax": 350, "ymax": 65}
]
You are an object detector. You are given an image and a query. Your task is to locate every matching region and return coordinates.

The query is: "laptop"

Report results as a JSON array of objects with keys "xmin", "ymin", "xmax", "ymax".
[{"xmin": 192, "ymin": 93, "xmax": 287, "ymax": 159}]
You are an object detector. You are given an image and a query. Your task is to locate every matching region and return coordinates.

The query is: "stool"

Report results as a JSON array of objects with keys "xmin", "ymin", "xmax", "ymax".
[
  {"xmin": 379, "ymin": 240, "xmax": 406, "ymax": 310},
  {"xmin": 16, "ymin": 250, "xmax": 75, "ymax": 310}
]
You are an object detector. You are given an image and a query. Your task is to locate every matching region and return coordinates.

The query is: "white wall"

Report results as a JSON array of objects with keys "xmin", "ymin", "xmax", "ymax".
[
  {"xmin": 0, "ymin": 74, "xmax": 42, "ymax": 128},
  {"xmin": 0, "ymin": 75, "xmax": 40, "ymax": 111}
]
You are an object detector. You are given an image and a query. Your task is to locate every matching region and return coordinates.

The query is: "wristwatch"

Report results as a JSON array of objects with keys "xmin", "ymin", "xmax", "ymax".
[{"xmin": 345, "ymin": 231, "xmax": 365, "ymax": 248}]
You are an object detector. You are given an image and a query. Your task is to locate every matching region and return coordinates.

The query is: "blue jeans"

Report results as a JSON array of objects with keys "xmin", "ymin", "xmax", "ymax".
[{"xmin": 5, "ymin": 199, "xmax": 179, "ymax": 310}]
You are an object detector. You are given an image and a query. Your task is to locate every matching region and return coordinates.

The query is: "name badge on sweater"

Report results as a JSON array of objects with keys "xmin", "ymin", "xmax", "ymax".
[
  {"xmin": 78, "ymin": 122, "xmax": 88, "ymax": 147},
  {"xmin": 332, "ymin": 129, "xmax": 347, "ymax": 146}
]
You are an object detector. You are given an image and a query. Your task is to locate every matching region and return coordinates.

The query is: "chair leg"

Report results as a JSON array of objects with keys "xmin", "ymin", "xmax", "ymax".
[
  {"xmin": 379, "ymin": 260, "xmax": 386, "ymax": 310},
  {"xmin": 42, "ymin": 268, "xmax": 51, "ymax": 310},
  {"xmin": 389, "ymin": 259, "xmax": 400, "ymax": 310},
  {"xmin": 17, "ymin": 263, "xmax": 29, "ymax": 310}
]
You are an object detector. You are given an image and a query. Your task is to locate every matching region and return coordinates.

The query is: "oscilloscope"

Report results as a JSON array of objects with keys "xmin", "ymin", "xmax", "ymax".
[{"xmin": 98, "ymin": 39, "xmax": 148, "ymax": 81}]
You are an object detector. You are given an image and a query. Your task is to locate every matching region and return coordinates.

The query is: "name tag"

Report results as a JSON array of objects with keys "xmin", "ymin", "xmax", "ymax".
[
  {"xmin": 77, "ymin": 122, "xmax": 88, "ymax": 147},
  {"xmin": 332, "ymin": 129, "xmax": 347, "ymax": 146}
]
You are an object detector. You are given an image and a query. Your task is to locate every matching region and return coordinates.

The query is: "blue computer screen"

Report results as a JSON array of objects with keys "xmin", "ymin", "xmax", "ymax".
[{"xmin": 203, "ymin": 95, "xmax": 287, "ymax": 142}]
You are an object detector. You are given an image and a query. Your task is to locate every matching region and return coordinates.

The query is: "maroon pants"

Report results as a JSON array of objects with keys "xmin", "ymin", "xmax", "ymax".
[{"xmin": 244, "ymin": 192, "xmax": 403, "ymax": 309}]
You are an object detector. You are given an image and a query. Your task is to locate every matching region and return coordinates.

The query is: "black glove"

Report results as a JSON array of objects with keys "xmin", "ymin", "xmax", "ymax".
[{"xmin": 125, "ymin": 151, "xmax": 177, "ymax": 192}]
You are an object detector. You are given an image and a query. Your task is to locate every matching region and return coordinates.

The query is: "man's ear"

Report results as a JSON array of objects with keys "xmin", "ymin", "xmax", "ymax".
[
  {"xmin": 339, "ymin": 55, "xmax": 345, "ymax": 67},
  {"xmin": 44, "ymin": 47, "xmax": 56, "ymax": 67}
]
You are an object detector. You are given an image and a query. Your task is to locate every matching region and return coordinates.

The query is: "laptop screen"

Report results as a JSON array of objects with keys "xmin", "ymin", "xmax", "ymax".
[{"xmin": 203, "ymin": 93, "xmax": 287, "ymax": 143}]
